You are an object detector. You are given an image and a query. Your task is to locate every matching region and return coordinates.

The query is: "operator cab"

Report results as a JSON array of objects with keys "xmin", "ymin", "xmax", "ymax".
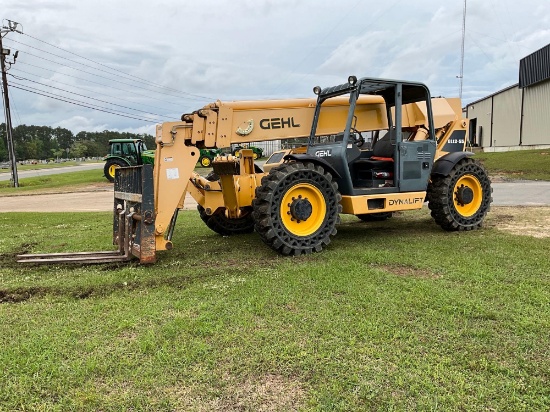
[
  {"xmin": 307, "ymin": 77, "xmax": 437, "ymax": 197},
  {"xmin": 109, "ymin": 139, "xmax": 147, "ymax": 164}
]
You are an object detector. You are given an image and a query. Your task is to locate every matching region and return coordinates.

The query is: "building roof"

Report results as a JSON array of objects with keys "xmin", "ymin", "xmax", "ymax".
[
  {"xmin": 519, "ymin": 43, "xmax": 550, "ymax": 88},
  {"xmin": 465, "ymin": 83, "xmax": 519, "ymax": 107}
]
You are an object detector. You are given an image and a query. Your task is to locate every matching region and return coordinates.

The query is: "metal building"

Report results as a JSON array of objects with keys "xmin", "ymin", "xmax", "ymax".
[{"xmin": 465, "ymin": 43, "xmax": 550, "ymax": 151}]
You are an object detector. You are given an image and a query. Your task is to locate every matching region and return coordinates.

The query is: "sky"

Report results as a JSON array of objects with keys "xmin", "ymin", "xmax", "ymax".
[{"xmin": 2, "ymin": 0, "xmax": 549, "ymax": 136}]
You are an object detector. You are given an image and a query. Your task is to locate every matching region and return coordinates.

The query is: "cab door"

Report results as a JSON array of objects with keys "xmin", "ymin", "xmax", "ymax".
[{"xmin": 397, "ymin": 139, "xmax": 436, "ymax": 192}]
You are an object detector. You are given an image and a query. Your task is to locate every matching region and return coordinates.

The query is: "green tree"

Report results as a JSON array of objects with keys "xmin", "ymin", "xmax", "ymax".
[
  {"xmin": 70, "ymin": 141, "xmax": 88, "ymax": 158},
  {"xmin": 0, "ymin": 125, "xmax": 7, "ymax": 162}
]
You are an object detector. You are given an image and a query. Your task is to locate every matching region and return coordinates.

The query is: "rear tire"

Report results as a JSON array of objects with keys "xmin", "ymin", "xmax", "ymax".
[
  {"xmin": 104, "ymin": 159, "xmax": 127, "ymax": 182},
  {"xmin": 197, "ymin": 172, "xmax": 254, "ymax": 236},
  {"xmin": 253, "ymin": 162, "xmax": 341, "ymax": 256},
  {"xmin": 427, "ymin": 157, "xmax": 492, "ymax": 231},
  {"xmin": 197, "ymin": 205, "xmax": 255, "ymax": 236}
]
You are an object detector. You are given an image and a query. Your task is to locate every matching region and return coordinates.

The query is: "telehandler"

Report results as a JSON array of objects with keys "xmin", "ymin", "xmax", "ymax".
[{"xmin": 18, "ymin": 76, "xmax": 492, "ymax": 264}]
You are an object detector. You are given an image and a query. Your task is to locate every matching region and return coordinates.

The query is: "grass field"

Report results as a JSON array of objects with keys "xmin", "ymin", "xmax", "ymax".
[
  {"xmin": 475, "ymin": 149, "xmax": 550, "ymax": 181},
  {"xmin": 0, "ymin": 169, "xmax": 106, "ymax": 194},
  {"xmin": 0, "ymin": 160, "xmax": 103, "ymax": 174},
  {"xmin": 1, "ymin": 209, "xmax": 549, "ymax": 410}
]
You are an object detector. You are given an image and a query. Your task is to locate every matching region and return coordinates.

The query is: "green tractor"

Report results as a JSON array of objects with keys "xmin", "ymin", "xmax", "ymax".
[
  {"xmin": 103, "ymin": 139, "xmax": 154, "ymax": 182},
  {"xmin": 104, "ymin": 139, "xmax": 219, "ymax": 181},
  {"xmin": 198, "ymin": 148, "xmax": 220, "ymax": 168},
  {"xmin": 231, "ymin": 144, "xmax": 263, "ymax": 159}
]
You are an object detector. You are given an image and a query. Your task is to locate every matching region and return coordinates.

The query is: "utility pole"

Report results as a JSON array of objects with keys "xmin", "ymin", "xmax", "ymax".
[
  {"xmin": 1, "ymin": 19, "xmax": 21, "ymax": 188},
  {"xmin": 458, "ymin": 0, "xmax": 467, "ymax": 100}
]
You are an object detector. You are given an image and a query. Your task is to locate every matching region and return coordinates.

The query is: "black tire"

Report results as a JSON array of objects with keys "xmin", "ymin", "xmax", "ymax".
[
  {"xmin": 197, "ymin": 172, "xmax": 254, "ymax": 236},
  {"xmin": 252, "ymin": 162, "xmax": 342, "ymax": 256},
  {"xmin": 427, "ymin": 157, "xmax": 492, "ymax": 231},
  {"xmin": 197, "ymin": 205, "xmax": 255, "ymax": 236},
  {"xmin": 357, "ymin": 212, "xmax": 392, "ymax": 222},
  {"xmin": 104, "ymin": 159, "xmax": 127, "ymax": 182}
]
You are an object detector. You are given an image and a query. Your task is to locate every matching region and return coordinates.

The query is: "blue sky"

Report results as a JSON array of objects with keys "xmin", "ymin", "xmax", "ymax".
[{"xmin": 2, "ymin": 0, "xmax": 549, "ymax": 134}]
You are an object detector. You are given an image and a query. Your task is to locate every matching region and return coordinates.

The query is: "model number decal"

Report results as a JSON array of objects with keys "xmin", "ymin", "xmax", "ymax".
[{"xmin": 447, "ymin": 138, "xmax": 464, "ymax": 144}]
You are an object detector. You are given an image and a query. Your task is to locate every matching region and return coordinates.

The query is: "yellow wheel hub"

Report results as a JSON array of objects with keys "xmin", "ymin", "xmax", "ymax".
[
  {"xmin": 108, "ymin": 164, "xmax": 121, "ymax": 178},
  {"xmin": 280, "ymin": 183, "xmax": 326, "ymax": 236},
  {"xmin": 453, "ymin": 174, "xmax": 482, "ymax": 217},
  {"xmin": 201, "ymin": 157, "xmax": 211, "ymax": 167}
]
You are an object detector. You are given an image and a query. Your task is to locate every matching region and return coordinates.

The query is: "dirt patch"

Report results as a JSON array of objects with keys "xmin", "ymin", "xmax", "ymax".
[
  {"xmin": 487, "ymin": 206, "xmax": 550, "ymax": 238},
  {"xmin": 167, "ymin": 373, "xmax": 306, "ymax": 411},
  {"xmin": 0, "ymin": 184, "xmax": 199, "ymax": 212},
  {"xmin": 0, "ymin": 182, "xmax": 112, "ymax": 197}
]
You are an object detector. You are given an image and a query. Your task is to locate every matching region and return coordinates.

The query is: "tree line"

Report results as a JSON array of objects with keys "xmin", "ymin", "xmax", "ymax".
[{"xmin": 0, "ymin": 124, "xmax": 155, "ymax": 162}]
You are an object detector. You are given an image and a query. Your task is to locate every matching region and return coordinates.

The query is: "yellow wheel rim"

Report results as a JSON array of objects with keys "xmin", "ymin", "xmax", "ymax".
[
  {"xmin": 280, "ymin": 183, "xmax": 326, "ymax": 236},
  {"xmin": 253, "ymin": 152, "xmax": 258, "ymax": 160},
  {"xmin": 453, "ymin": 174, "xmax": 482, "ymax": 217},
  {"xmin": 108, "ymin": 164, "xmax": 120, "ymax": 178},
  {"xmin": 234, "ymin": 150, "xmax": 241, "ymax": 158},
  {"xmin": 201, "ymin": 157, "xmax": 211, "ymax": 167}
]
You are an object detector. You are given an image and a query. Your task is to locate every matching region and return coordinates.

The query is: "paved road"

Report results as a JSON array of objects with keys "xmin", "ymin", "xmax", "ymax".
[
  {"xmin": 1, "ymin": 180, "xmax": 549, "ymax": 213},
  {"xmin": 491, "ymin": 181, "xmax": 550, "ymax": 206},
  {"xmin": 0, "ymin": 163, "xmax": 104, "ymax": 182}
]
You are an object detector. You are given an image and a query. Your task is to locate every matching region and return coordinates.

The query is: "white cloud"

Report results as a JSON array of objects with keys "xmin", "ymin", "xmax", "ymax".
[{"xmin": 3, "ymin": 0, "xmax": 550, "ymax": 133}]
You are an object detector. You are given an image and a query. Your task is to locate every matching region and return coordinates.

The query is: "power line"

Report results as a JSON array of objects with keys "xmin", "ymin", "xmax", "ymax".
[
  {"xmin": 10, "ymin": 66, "xmax": 182, "ymax": 115},
  {"xmin": 19, "ymin": 32, "xmax": 215, "ymax": 100},
  {"xmin": 14, "ymin": 61, "xmax": 199, "ymax": 109},
  {"xmin": 11, "ymin": 84, "xmax": 158, "ymax": 123},
  {"xmin": 7, "ymin": 85, "xmax": 22, "ymax": 126},
  {"xmin": 9, "ymin": 73, "xmax": 176, "ymax": 120},
  {"xmin": 5, "ymin": 46, "xmax": 210, "ymax": 103}
]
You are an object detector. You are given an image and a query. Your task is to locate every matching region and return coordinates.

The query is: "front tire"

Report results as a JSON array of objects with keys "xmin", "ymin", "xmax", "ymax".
[
  {"xmin": 427, "ymin": 157, "xmax": 492, "ymax": 231},
  {"xmin": 104, "ymin": 159, "xmax": 127, "ymax": 182},
  {"xmin": 253, "ymin": 162, "xmax": 342, "ymax": 256},
  {"xmin": 197, "ymin": 172, "xmax": 254, "ymax": 236}
]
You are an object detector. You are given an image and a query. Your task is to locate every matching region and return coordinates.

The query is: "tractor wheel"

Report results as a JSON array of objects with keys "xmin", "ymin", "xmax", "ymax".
[
  {"xmin": 253, "ymin": 162, "xmax": 342, "ymax": 256},
  {"xmin": 427, "ymin": 157, "xmax": 492, "ymax": 231},
  {"xmin": 199, "ymin": 155, "xmax": 212, "ymax": 167},
  {"xmin": 196, "ymin": 171, "xmax": 254, "ymax": 235},
  {"xmin": 357, "ymin": 212, "xmax": 393, "ymax": 222},
  {"xmin": 197, "ymin": 205, "xmax": 255, "ymax": 236},
  {"xmin": 104, "ymin": 159, "xmax": 127, "ymax": 182},
  {"xmin": 253, "ymin": 152, "xmax": 259, "ymax": 160}
]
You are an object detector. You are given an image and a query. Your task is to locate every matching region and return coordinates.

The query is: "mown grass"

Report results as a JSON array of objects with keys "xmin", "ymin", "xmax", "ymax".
[
  {"xmin": 0, "ymin": 161, "xmax": 87, "ymax": 174},
  {"xmin": 1, "ymin": 210, "xmax": 549, "ymax": 410},
  {"xmin": 475, "ymin": 149, "xmax": 550, "ymax": 181},
  {"xmin": 0, "ymin": 169, "xmax": 106, "ymax": 194}
]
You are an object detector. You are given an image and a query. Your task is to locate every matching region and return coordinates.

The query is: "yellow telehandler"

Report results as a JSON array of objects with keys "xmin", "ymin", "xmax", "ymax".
[{"xmin": 18, "ymin": 76, "xmax": 492, "ymax": 264}]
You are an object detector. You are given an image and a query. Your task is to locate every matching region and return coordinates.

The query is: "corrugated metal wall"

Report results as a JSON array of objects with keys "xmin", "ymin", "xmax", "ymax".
[
  {"xmin": 522, "ymin": 78, "xmax": 550, "ymax": 145},
  {"xmin": 466, "ymin": 98, "xmax": 493, "ymax": 147},
  {"xmin": 519, "ymin": 44, "xmax": 550, "ymax": 88},
  {"xmin": 491, "ymin": 87, "xmax": 522, "ymax": 146},
  {"xmin": 466, "ymin": 78, "xmax": 550, "ymax": 148}
]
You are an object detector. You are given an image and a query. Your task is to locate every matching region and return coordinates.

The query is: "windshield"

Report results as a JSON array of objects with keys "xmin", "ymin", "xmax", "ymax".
[{"xmin": 310, "ymin": 94, "xmax": 389, "ymax": 146}]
